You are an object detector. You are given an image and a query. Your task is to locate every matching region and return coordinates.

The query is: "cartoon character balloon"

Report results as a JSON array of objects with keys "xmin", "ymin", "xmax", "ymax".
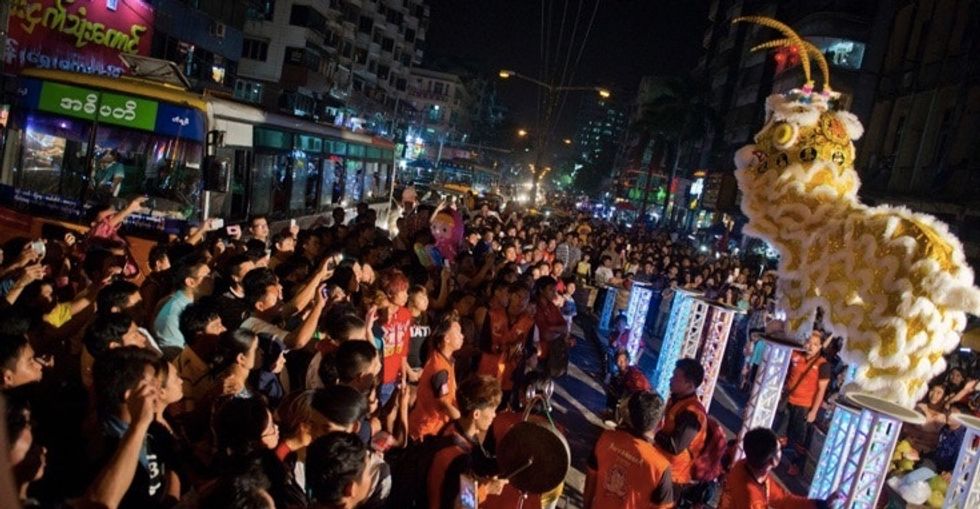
[
  {"xmin": 422, "ymin": 207, "xmax": 463, "ymax": 269},
  {"xmin": 732, "ymin": 16, "xmax": 980, "ymax": 407}
]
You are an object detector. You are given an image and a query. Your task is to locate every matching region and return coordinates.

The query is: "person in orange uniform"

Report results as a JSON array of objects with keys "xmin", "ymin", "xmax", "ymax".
[
  {"xmin": 776, "ymin": 331, "xmax": 830, "ymax": 476},
  {"xmin": 654, "ymin": 358, "xmax": 707, "ymax": 500},
  {"xmin": 718, "ymin": 428, "xmax": 832, "ymax": 509},
  {"xmin": 585, "ymin": 390, "xmax": 674, "ymax": 509},
  {"xmin": 478, "ymin": 283, "xmax": 535, "ymax": 397},
  {"xmin": 409, "ymin": 313, "xmax": 464, "ymax": 441},
  {"xmin": 426, "ymin": 375, "xmax": 507, "ymax": 509}
]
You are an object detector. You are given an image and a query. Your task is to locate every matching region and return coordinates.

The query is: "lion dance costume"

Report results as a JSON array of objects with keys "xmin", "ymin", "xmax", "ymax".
[{"xmin": 732, "ymin": 16, "xmax": 980, "ymax": 408}]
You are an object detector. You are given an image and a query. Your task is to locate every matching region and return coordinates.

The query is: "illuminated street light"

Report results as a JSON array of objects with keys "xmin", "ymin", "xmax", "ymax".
[
  {"xmin": 518, "ymin": 129, "xmax": 528, "ymax": 137},
  {"xmin": 498, "ymin": 69, "xmax": 513, "ymax": 79},
  {"xmin": 563, "ymin": 138, "xmax": 572, "ymax": 145},
  {"xmin": 597, "ymin": 87, "xmax": 611, "ymax": 98}
]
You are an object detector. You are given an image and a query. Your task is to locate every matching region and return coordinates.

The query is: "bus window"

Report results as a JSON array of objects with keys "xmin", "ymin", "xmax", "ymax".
[
  {"xmin": 11, "ymin": 111, "xmax": 91, "ymax": 201},
  {"xmin": 91, "ymin": 124, "xmax": 203, "ymax": 217},
  {"xmin": 251, "ymin": 154, "xmax": 276, "ymax": 216}
]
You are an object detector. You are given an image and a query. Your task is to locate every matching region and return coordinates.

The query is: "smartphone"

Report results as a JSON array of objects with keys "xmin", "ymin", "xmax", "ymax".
[
  {"xmin": 31, "ymin": 240, "xmax": 45, "ymax": 259},
  {"xmin": 226, "ymin": 224, "xmax": 241, "ymax": 236},
  {"xmin": 210, "ymin": 217, "xmax": 225, "ymax": 230},
  {"xmin": 456, "ymin": 474, "xmax": 478, "ymax": 509},
  {"xmin": 290, "ymin": 218, "xmax": 297, "ymax": 228},
  {"xmin": 320, "ymin": 285, "xmax": 330, "ymax": 300}
]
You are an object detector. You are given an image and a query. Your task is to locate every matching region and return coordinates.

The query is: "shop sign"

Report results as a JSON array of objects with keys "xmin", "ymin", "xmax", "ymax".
[{"xmin": 5, "ymin": 0, "xmax": 155, "ymax": 78}]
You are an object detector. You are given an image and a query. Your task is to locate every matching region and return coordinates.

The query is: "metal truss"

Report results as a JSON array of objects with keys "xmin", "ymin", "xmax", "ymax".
[
  {"xmin": 650, "ymin": 289, "xmax": 700, "ymax": 399},
  {"xmin": 696, "ymin": 303, "xmax": 741, "ymax": 408},
  {"xmin": 944, "ymin": 415, "xmax": 980, "ymax": 509},
  {"xmin": 735, "ymin": 339, "xmax": 795, "ymax": 463},
  {"xmin": 624, "ymin": 283, "xmax": 653, "ymax": 364},
  {"xmin": 808, "ymin": 403, "xmax": 863, "ymax": 499},
  {"xmin": 598, "ymin": 286, "xmax": 618, "ymax": 331}
]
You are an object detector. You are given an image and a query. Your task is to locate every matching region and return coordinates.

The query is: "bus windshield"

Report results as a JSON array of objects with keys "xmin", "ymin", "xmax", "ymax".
[{"xmin": 3, "ymin": 77, "xmax": 206, "ymax": 226}]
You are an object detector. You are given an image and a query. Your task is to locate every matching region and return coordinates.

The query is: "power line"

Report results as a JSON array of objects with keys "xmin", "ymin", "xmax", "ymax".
[{"xmin": 550, "ymin": 0, "xmax": 601, "ymax": 144}]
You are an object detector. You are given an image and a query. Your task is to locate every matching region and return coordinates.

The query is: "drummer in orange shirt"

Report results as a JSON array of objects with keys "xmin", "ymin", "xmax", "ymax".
[{"xmin": 718, "ymin": 428, "xmax": 834, "ymax": 509}]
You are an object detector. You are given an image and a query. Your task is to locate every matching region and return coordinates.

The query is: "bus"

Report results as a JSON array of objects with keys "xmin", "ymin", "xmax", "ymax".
[{"xmin": 0, "ymin": 68, "xmax": 396, "ymax": 252}]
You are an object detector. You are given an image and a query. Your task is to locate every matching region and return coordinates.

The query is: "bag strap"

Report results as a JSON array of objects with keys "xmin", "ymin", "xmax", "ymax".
[{"xmin": 785, "ymin": 354, "xmax": 821, "ymax": 396}]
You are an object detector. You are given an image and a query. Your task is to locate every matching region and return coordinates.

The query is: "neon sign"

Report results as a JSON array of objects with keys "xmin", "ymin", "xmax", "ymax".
[{"xmin": 5, "ymin": 0, "xmax": 154, "ymax": 77}]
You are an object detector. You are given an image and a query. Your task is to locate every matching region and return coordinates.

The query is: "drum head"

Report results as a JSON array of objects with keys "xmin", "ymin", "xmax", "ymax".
[{"xmin": 497, "ymin": 421, "xmax": 570, "ymax": 494}]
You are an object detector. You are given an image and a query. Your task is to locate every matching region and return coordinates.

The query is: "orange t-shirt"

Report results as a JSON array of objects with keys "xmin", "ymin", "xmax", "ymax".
[
  {"xmin": 785, "ymin": 352, "xmax": 830, "ymax": 408},
  {"xmin": 717, "ymin": 460, "xmax": 818, "ymax": 509},
  {"xmin": 589, "ymin": 429, "xmax": 674, "ymax": 509},
  {"xmin": 477, "ymin": 308, "xmax": 534, "ymax": 390},
  {"xmin": 659, "ymin": 394, "xmax": 707, "ymax": 484},
  {"xmin": 409, "ymin": 351, "xmax": 457, "ymax": 441}
]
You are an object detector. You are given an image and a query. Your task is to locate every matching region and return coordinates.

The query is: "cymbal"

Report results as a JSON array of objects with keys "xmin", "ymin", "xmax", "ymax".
[{"xmin": 497, "ymin": 421, "xmax": 570, "ymax": 494}]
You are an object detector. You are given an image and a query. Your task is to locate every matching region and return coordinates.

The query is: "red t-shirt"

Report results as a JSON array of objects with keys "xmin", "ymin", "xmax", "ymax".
[{"xmin": 382, "ymin": 306, "xmax": 413, "ymax": 384}]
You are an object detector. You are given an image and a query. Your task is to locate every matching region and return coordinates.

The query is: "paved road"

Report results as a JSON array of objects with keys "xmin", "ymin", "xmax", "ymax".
[{"xmin": 547, "ymin": 315, "xmax": 808, "ymax": 508}]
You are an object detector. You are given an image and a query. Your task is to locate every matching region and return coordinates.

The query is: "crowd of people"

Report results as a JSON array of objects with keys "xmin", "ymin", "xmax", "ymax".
[{"xmin": 0, "ymin": 189, "xmax": 971, "ymax": 509}]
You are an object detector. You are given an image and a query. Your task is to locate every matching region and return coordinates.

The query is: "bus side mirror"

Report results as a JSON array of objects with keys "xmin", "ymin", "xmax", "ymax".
[{"xmin": 203, "ymin": 155, "xmax": 229, "ymax": 192}]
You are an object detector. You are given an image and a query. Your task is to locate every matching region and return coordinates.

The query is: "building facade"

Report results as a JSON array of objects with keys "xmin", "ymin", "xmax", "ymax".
[
  {"xmin": 856, "ymin": 0, "xmax": 979, "ymax": 259},
  {"xmin": 573, "ymin": 95, "xmax": 627, "ymax": 172},
  {"xmin": 236, "ymin": 0, "xmax": 429, "ymax": 133}
]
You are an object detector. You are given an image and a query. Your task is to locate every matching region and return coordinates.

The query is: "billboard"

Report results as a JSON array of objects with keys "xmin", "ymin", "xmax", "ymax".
[{"xmin": 4, "ymin": 0, "xmax": 155, "ymax": 78}]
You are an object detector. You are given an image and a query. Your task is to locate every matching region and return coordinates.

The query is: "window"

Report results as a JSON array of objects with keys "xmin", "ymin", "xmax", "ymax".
[
  {"xmin": 404, "ymin": 28, "xmax": 416, "ymax": 43},
  {"xmin": 242, "ymin": 38, "xmax": 269, "ymax": 61},
  {"xmin": 354, "ymin": 47, "xmax": 368, "ymax": 65},
  {"xmin": 381, "ymin": 37, "xmax": 394, "ymax": 52},
  {"xmin": 396, "ymin": 78, "xmax": 407, "ymax": 91},
  {"xmin": 289, "ymin": 5, "xmax": 327, "ymax": 35},
  {"xmin": 234, "ymin": 79, "xmax": 264, "ymax": 104},
  {"xmin": 359, "ymin": 16, "xmax": 374, "ymax": 34},
  {"xmin": 378, "ymin": 65, "xmax": 390, "ymax": 80},
  {"xmin": 933, "ymin": 110, "xmax": 954, "ymax": 163}
]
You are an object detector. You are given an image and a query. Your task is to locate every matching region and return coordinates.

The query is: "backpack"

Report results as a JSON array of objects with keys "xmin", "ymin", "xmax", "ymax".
[
  {"xmin": 386, "ymin": 429, "xmax": 470, "ymax": 509},
  {"xmin": 691, "ymin": 416, "xmax": 728, "ymax": 483}
]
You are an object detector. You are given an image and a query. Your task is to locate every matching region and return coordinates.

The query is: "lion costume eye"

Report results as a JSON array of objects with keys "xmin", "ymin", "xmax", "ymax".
[{"xmin": 771, "ymin": 122, "xmax": 798, "ymax": 149}]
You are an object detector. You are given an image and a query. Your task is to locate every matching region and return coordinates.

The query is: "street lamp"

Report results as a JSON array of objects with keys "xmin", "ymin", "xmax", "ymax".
[
  {"xmin": 518, "ymin": 129, "xmax": 529, "ymax": 137},
  {"xmin": 563, "ymin": 138, "xmax": 572, "ymax": 145},
  {"xmin": 498, "ymin": 68, "xmax": 612, "ymax": 204}
]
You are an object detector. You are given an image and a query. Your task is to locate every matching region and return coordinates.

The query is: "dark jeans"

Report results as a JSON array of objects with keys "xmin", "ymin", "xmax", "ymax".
[{"xmin": 776, "ymin": 403, "xmax": 812, "ymax": 467}]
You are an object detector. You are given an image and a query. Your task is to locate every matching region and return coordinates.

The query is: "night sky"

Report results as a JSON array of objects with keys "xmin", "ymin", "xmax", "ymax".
[{"xmin": 425, "ymin": 0, "xmax": 709, "ymax": 140}]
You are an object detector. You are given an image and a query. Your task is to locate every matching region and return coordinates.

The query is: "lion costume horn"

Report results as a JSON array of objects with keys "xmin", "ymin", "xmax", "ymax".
[{"xmin": 732, "ymin": 16, "xmax": 832, "ymax": 94}]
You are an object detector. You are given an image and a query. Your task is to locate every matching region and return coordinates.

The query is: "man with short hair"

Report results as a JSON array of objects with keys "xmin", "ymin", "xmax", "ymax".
[
  {"xmin": 81, "ymin": 312, "xmax": 152, "ymax": 388},
  {"xmin": 174, "ymin": 301, "xmax": 227, "ymax": 405},
  {"xmin": 140, "ymin": 244, "xmax": 173, "ymax": 316},
  {"xmin": 655, "ymin": 358, "xmax": 708, "ymax": 492},
  {"xmin": 97, "ymin": 280, "xmax": 159, "ymax": 352},
  {"xmin": 718, "ymin": 428, "xmax": 828, "ymax": 509},
  {"xmin": 427, "ymin": 375, "xmax": 507, "ymax": 509},
  {"xmin": 778, "ymin": 330, "xmax": 830, "ymax": 476},
  {"xmin": 248, "ymin": 215, "xmax": 271, "ymax": 248},
  {"xmin": 241, "ymin": 266, "xmax": 328, "ymax": 352},
  {"xmin": 153, "ymin": 256, "xmax": 212, "ymax": 359},
  {"xmin": 90, "ymin": 346, "xmax": 178, "ymax": 508},
  {"xmin": 0, "ymin": 333, "xmax": 43, "ymax": 390},
  {"xmin": 585, "ymin": 390, "xmax": 673, "ymax": 509},
  {"xmin": 306, "ymin": 432, "xmax": 377, "ymax": 509}
]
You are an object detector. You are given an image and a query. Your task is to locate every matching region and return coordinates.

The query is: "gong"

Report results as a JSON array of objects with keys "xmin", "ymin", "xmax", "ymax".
[{"xmin": 497, "ymin": 420, "xmax": 570, "ymax": 494}]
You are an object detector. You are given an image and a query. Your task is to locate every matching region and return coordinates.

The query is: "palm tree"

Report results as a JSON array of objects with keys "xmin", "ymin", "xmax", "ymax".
[{"xmin": 632, "ymin": 77, "xmax": 718, "ymax": 226}]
